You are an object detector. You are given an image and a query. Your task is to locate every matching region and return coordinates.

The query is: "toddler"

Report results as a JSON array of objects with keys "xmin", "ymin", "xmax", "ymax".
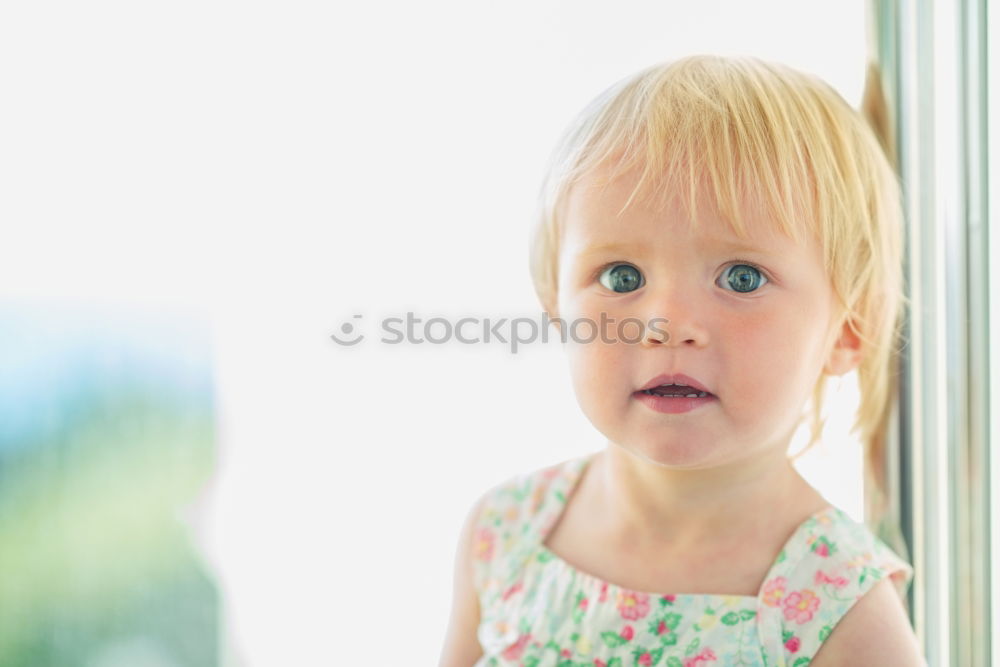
[{"xmin": 440, "ymin": 55, "xmax": 923, "ymax": 666}]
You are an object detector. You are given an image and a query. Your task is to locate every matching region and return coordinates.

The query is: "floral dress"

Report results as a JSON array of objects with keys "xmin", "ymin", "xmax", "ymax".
[{"xmin": 471, "ymin": 452, "xmax": 914, "ymax": 667}]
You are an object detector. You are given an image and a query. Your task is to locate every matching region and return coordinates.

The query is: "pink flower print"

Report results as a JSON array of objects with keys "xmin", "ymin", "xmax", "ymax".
[
  {"xmin": 814, "ymin": 570, "xmax": 849, "ymax": 588},
  {"xmin": 598, "ymin": 582, "xmax": 609, "ymax": 603},
  {"xmin": 475, "ymin": 528, "xmax": 495, "ymax": 561},
  {"xmin": 620, "ymin": 625, "xmax": 634, "ymax": 641},
  {"xmin": 501, "ymin": 581, "xmax": 523, "ymax": 601},
  {"xmin": 638, "ymin": 652, "xmax": 654, "ymax": 666},
  {"xmin": 761, "ymin": 576, "xmax": 788, "ymax": 607},
  {"xmin": 656, "ymin": 620, "xmax": 670, "ymax": 636},
  {"xmin": 683, "ymin": 648, "xmax": 718, "ymax": 666},
  {"xmin": 501, "ymin": 633, "xmax": 531, "ymax": 661},
  {"xmin": 785, "ymin": 635, "xmax": 801, "ymax": 653},
  {"xmin": 783, "ymin": 589, "xmax": 821, "ymax": 624},
  {"xmin": 661, "ymin": 594, "xmax": 676, "ymax": 604},
  {"xmin": 594, "ymin": 660, "xmax": 606, "ymax": 667},
  {"xmin": 561, "ymin": 648, "xmax": 572, "ymax": 658},
  {"xmin": 616, "ymin": 590, "xmax": 651, "ymax": 620},
  {"xmin": 578, "ymin": 596, "xmax": 589, "ymax": 610}
]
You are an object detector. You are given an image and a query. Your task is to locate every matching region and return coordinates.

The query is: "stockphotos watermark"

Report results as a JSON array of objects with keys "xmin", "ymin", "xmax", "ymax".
[{"xmin": 330, "ymin": 311, "xmax": 671, "ymax": 354}]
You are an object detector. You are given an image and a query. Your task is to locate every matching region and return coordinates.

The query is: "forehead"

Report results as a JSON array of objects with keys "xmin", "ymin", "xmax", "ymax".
[{"xmin": 560, "ymin": 163, "xmax": 801, "ymax": 254}]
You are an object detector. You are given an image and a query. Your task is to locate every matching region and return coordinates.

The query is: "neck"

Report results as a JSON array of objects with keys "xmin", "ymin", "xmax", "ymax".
[{"xmin": 592, "ymin": 440, "xmax": 820, "ymax": 552}]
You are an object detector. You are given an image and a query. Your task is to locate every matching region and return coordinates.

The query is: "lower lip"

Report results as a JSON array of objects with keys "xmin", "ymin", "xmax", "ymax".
[{"xmin": 633, "ymin": 391, "xmax": 717, "ymax": 414}]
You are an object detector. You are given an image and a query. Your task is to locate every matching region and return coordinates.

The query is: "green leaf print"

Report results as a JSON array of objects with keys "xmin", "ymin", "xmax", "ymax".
[
  {"xmin": 781, "ymin": 630, "xmax": 793, "ymax": 643},
  {"xmin": 522, "ymin": 658, "xmax": 539, "ymax": 667},
  {"xmin": 684, "ymin": 636, "xmax": 700, "ymax": 656},
  {"xmin": 859, "ymin": 565, "xmax": 882, "ymax": 588},
  {"xmin": 721, "ymin": 611, "xmax": 740, "ymax": 626},
  {"xmin": 607, "ymin": 659, "xmax": 623, "ymax": 667},
  {"xmin": 666, "ymin": 658, "xmax": 684, "ymax": 667},
  {"xmin": 631, "ymin": 646, "xmax": 664, "ymax": 666},
  {"xmin": 601, "ymin": 631, "xmax": 629, "ymax": 648},
  {"xmin": 819, "ymin": 624, "xmax": 832, "ymax": 641},
  {"xmin": 537, "ymin": 550, "xmax": 554, "ymax": 563},
  {"xmin": 659, "ymin": 632, "xmax": 679, "ymax": 647},
  {"xmin": 792, "ymin": 657, "xmax": 811, "ymax": 666},
  {"xmin": 775, "ymin": 548, "xmax": 787, "ymax": 564},
  {"xmin": 555, "ymin": 490, "xmax": 566, "ymax": 503},
  {"xmin": 739, "ymin": 609, "xmax": 757, "ymax": 621}
]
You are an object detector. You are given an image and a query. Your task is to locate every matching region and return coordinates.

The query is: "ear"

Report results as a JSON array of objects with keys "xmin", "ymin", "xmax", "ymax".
[{"xmin": 823, "ymin": 315, "xmax": 863, "ymax": 376}]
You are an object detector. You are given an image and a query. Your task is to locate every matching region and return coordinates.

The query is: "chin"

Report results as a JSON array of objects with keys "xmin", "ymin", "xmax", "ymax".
[{"xmin": 614, "ymin": 437, "xmax": 720, "ymax": 469}]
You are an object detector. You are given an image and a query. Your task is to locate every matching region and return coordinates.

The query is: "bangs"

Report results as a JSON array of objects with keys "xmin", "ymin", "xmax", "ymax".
[{"xmin": 547, "ymin": 56, "xmax": 852, "ymax": 248}]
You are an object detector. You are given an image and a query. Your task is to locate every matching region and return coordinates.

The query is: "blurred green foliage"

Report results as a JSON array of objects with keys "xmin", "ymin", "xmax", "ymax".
[{"xmin": 0, "ymin": 306, "xmax": 218, "ymax": 667}]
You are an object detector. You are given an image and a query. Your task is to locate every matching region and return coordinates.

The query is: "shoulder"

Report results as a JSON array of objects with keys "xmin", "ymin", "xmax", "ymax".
[
  {"xmin": 757, "ymin": 507, "xmax": 920, "ymax": 665},
  {"xmin": 441, "ymin": 471, "xmax": 544, "ymax": 667},
  {"xmin": 439, "ymin": 494, "xmax": 490, "ymax": 667},
  {"xmin": 808, "ymin": 577, "xmax": 925, "ymax": 666}
]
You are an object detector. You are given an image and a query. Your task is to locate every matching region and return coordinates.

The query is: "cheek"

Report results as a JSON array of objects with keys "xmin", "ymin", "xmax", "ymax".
[
  {"xmin": 566, "ymin": 337, "xmax": 618, "ymax": 383},
  {"xmin": 564, "ymin": 332, "xmax": 631, "ymax": 410},
  {"xmin": 724, "ymin": 309, "xmax": 823, "ymax": 398},
  {"xmin": 563, "ymin": 292, "xmax": 639, "ymax": 339}
]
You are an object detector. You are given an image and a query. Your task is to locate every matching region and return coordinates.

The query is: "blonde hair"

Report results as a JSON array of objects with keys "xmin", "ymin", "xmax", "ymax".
[{"xmin": 529, "ymin": 55, "xmax": 906, "ymax": 509}]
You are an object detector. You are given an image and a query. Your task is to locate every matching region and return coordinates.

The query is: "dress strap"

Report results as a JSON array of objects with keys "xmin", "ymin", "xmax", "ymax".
[
  {"xmin": 755, "ymin": 506, "xmax": 914, "ymax": 665},
  {"xmin": 470, "ymin": 454, "xmax": 591, "ymax": 599}
]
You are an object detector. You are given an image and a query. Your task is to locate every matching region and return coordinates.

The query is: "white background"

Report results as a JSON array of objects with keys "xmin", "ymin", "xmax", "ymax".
[{"xmin": 0, "ymin": 1, "xmax": 868, "ymax": 664}]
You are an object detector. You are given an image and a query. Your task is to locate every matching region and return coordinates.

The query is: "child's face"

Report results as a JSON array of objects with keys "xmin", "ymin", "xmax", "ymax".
[{"xmin": 555, "ymin": 163, "xmax": 854, "ymax": 469}]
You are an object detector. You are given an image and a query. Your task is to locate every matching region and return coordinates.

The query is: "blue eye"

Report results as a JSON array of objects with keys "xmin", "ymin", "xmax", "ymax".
[
  {"xmin": 598, "ymin": 263, "xmax": 643, "ymax": 293},
  {"xmin": 720, "ymin": 263, "xmax": 768, "ymax": 293}
]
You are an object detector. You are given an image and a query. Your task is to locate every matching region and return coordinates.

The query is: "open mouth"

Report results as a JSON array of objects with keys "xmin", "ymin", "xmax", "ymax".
[
  {"xmin": 634, "ymin": 382, "xmax": 715, "ymax": 414},
  {"xmin": 638, "ymin": 384, "xmax": 713, "ymax": 399}
]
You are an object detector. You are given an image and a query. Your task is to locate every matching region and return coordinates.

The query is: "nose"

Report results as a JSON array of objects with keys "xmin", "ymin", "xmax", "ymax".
[
  {"xmin": 640, "ymin": 290, "xmax": 709, "ymax": 348},
  {"xmin": 643, "ymin": 323, "xmax": 705, "ymax": 347}
]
